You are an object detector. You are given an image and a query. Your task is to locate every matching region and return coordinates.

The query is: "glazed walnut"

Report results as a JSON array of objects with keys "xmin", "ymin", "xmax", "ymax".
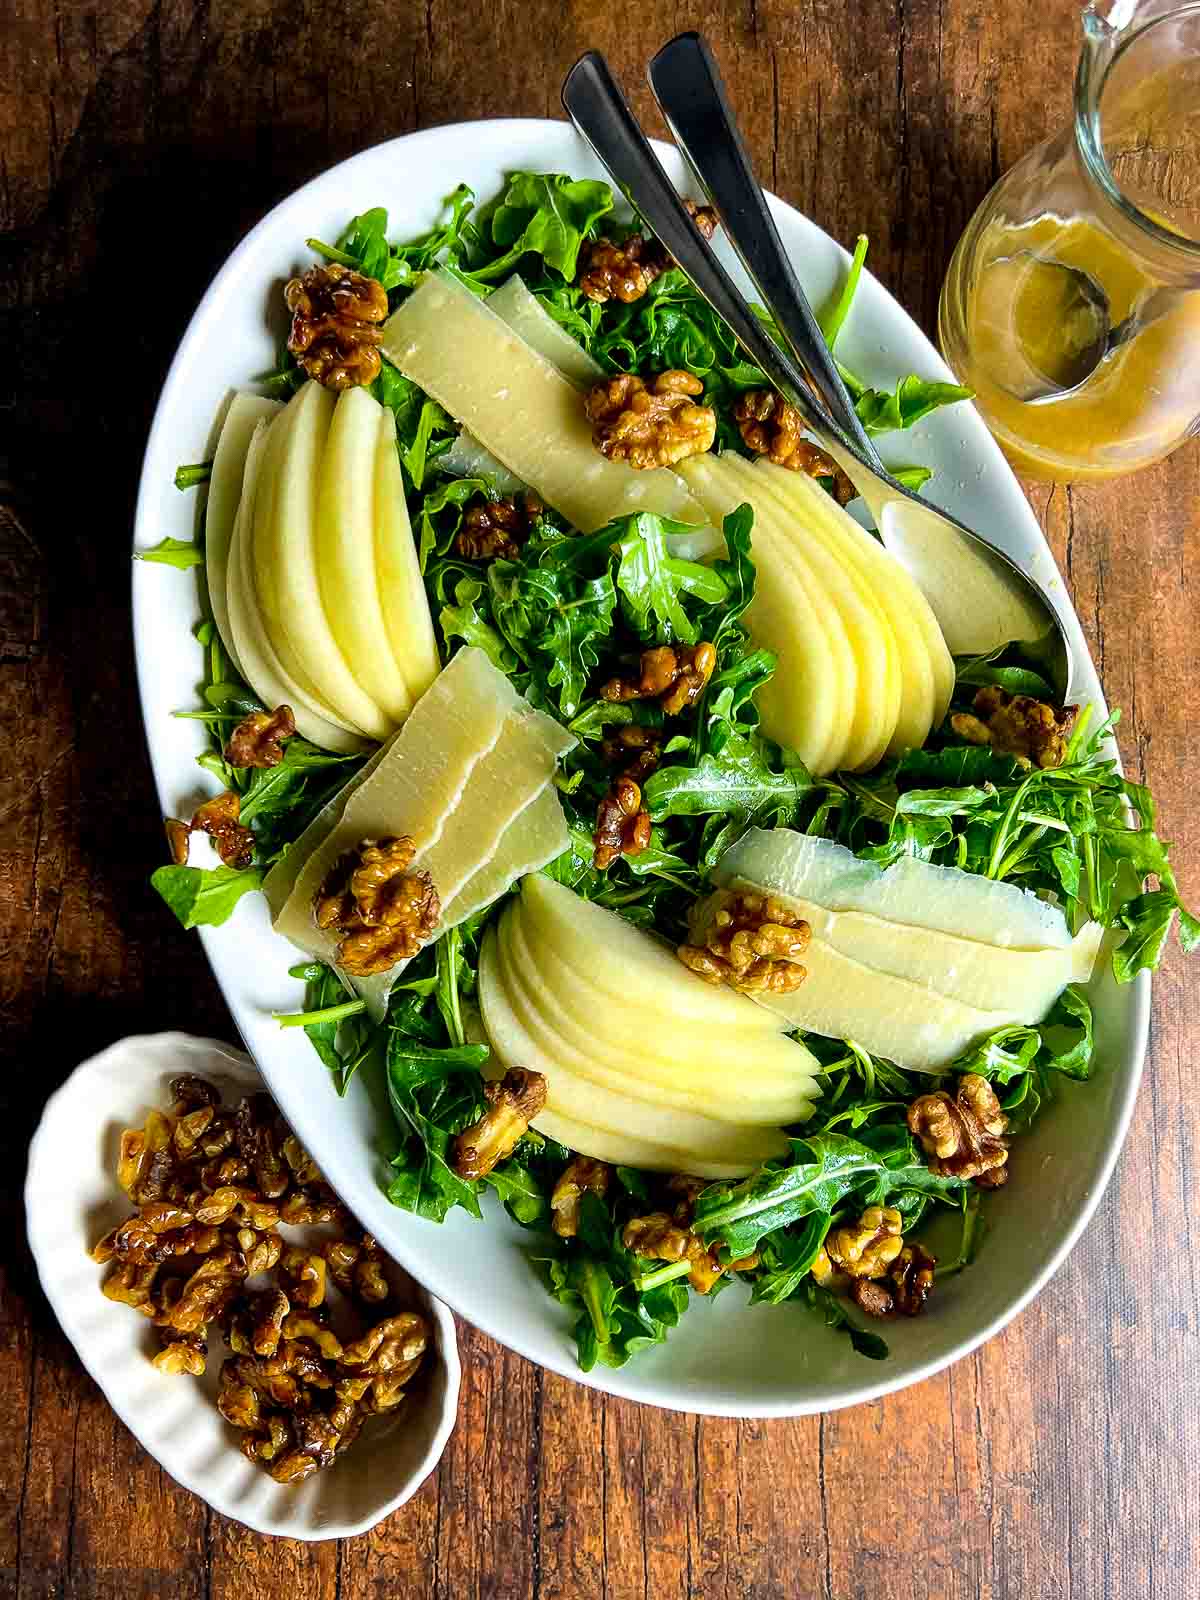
[
  {"xmin": 678, "ymin": 887, "xmax": 810, "ymax": 995},
  {"xmin": 314, "ymin": 836, "xmax": 440, "ymax": 977},
  {"xmin": 284, "ymin": 262, "xmax": 389, "ymax": 390},
  {"xmin": 950, "ymin": 685, "xmax": 1077, "ymax": 770},
  {"xmin": 165, "ymin": 789, "xmax": 255, "ymax": 870},
  {"xmin": 223, "ymin": 705, "xmax": 296, "ymax": 769},
  {"xmin": 585, "ymin": 370, "xmax": 716, "ymax": 469},
  {"xmin": 733, "ymin": 389, "xmax": 857, "ymax": 505},
  {"xmin": 454, "ymin": 492, "xmax": 542, "ymax": 563},
  {"xmin": 621, "ymin": 1212, "xmax": 732, "ymax": 1296},
  {"xmin": 577, "ymin": 201, "xmax": 719, "ymax": 303},
  {"xmin": 92, "ymin": 1073, "xmax": 429, "ymax": 1489},
  {"xmin": 850, "ymin": 1241, "xmax": 938, "ymax": 1319},
  {"xmin": 550, "ymin": 1157, "xmax": 610, "ymax": 1238},
  {"xmin": 601, "ymin": 724, "xmax": 663, "ymax": 783},
  {"xmin": 599, "ymin": 642, "xmax": 717, "ymax": 716},
  {"xmin": 824, "ymin": 1206, "xmax": 904, "ymax": 1279},
  {"xmin": 593, "ymin": 774, "xmax": 652, "ymax": 871},
  {"xmin": 451, "ymin": 1069, "xmax": 547, "ymax": 1180},
  {"xmin": 908, "ymin": 1073, "xmax": 1010, "ymax": 1186}
]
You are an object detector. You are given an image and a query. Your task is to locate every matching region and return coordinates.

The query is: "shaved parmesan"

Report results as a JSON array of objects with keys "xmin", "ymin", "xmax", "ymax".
[
  {"xmin": 715, "ymin": 829, "xmax": 1076, "ymax": 950},
  {"xmin": 380, "ymin": 271, "xmax": 705, "ymax": 531}
]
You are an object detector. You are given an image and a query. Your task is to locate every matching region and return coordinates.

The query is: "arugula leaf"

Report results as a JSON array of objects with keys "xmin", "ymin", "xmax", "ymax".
[
  {"xmin": 854, "ymin": 375, "xmax": 974, "ymax": 435},
  {"xmin": 613, "ymin": 513, "xmax": 727, "ymax": 645},
  {"xmin": 468, "ymin": 172, "xmax": 613, "ymax": 284},
  {"xmin": 695, "ymin": 1131, "xmax": 966, "ymax": 1258},
  {"xmin": 440, "ymin": 576, "xmax": 518, "ymax": 671},
  {"xmin": 151, "ymin": 863, "xmax": 264, "ymax": 928},
  {"xmin": 644, "ymin": 724, "xmax": 811, "ymax": 826},
  {"xmin": 136, "ymin": 538, "xmax": 203, "ymax": 570},
  {"xmin": 819, "ymin": 233, "xmax": 868, "ymax": 347}
]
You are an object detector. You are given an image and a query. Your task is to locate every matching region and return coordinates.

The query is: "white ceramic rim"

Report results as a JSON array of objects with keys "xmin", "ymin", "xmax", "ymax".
[
  {"xmin": 24, "ymin": 1031, "xmax": 462, "ymax": 1536},
  {"xmin": 130, "ymin": 119, "xmax": 1151, "ymax": 1417}
]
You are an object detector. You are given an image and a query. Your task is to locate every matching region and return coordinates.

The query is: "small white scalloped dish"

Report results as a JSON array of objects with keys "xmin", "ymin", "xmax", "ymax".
[
  {"xmin": 24, "ymin": 1032, "xmax": 460, "ymax": 1540},
  {"xmin": 131, "ymin": 121, "xmax": 1150, "ymax": 1417}
]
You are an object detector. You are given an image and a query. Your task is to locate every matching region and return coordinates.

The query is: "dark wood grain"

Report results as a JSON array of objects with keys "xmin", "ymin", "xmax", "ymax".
[{"xmin": 2, "ymin": 2, "xmax": 1197, "ymax": 1596}]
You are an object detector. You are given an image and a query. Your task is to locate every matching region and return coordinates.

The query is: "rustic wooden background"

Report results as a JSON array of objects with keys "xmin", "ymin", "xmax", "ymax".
[{"xmin": 2, "ymin": 1, "xmax": 1197, "ymax": 1596}]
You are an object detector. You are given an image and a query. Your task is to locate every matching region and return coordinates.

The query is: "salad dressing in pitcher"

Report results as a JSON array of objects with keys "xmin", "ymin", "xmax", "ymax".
[{"xmin": 940, "ymin": 2, "xmax": 1200, "ymax": 482}]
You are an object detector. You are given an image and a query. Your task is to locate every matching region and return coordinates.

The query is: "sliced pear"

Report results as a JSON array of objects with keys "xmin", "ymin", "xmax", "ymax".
[
  {"xmin": 205, "ymin": 392, "xmax": 282, "ymax": 677},
  {"xmin": 707, "ymin": 453, "xmax": 900, "ymax": 771},
  {"xmin": 315, "ymin": 387, "xmax": 413, "ymax": 725},
  {"xmin": 749, "ymin": 933, "xmax": 1030, "ymax": 1071},
  {"xmin": 497, "ymin": 908, "xmax": 817, "ymax": 1125},
  {"xmin": 531, "ymin": 1109, "xmax": 774, "ymax": 1182},
  {"xmin": 252, "ymin": 381, "xmax": 392, "ymax": 740},
  {"xmin": 375, "ymin": 409, "xmax": 441, "ymax": 705},
  {"xmin": 380, "ymin": 270, "xmax": 705, "ymax": 531},
  {"xmin": 677, "ymin": 458, "xmax": 850, "ymax": 773},
  {"xmin": 516, "ymin": 875, "xmax": 789, "ymax": 1033},
  {"xmin": 505, "ymin": 898, "xmax": 815, "ymax": 1092},
  {"xmin": 715, "ymin": 828, "xmax": 1076, "ymax": 950},
  {"xmin": 479, "ymin": 929, "xmax": 791, "ymax": 1174},
  {"xmin": 224, "ymin": 418, "xmax": 368, "ymax": 753},
  {"xmin": 752, "ymin": 458, "xmax": 955, "ymax": 735}
]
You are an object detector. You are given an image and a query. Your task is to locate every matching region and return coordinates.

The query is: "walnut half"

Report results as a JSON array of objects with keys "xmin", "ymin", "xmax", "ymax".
[
  {"xmin": 585, "ymin": 371, "xmax": 716, "ymax": 469},
  {"xmin": 285, "ymin": 263, "xmax": 389, "ymax": 390},
  {"xmin": 679, "ymin": 887, "xmax": 810, "ymax": 995},
  {"xmin": 451, "ymin": 1069, "xmax": 547, "ymax": 1180},
  {"xmin": 908, "ymin": 1074, "xmax": 1009, "ymax": 1186},
  {"xmin": 733, "ymin": 389, "xmax": 857, "ymax": 505},
  {"xmin": 313, "ymin": 836, "xmax": 441, "ymax": 977},
  {"xmin": 950, "ymin": 685, "xmax": 1077, "ymax": 770}
]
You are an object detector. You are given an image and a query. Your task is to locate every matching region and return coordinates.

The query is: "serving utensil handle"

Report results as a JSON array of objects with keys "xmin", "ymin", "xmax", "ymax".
[
  {"xmin": 562, "ymin": 51, "xmax": 854, "ymax": 453},
  {"xmin": 647, "ymin": 31, "xmax": 882, "ymax": 466}
]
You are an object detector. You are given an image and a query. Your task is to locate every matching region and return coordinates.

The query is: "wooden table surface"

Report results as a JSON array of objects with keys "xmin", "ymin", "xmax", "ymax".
[{"xmin": 2, "ymin": 2, "xmax": 1197, "ymax": 1596}]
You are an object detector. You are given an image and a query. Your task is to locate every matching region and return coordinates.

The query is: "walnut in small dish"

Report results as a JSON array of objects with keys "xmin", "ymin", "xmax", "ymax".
[
  {"xmin": 92, "ymin": 1074, "xmax": 431, "ymax": 1485},
  {"xmin": 585, "ymin": 371, "xmax": 716, "ymax": 469},
  {"xmin": 284, "ymin": 263, "xmax": 389, "ymax": 390}
]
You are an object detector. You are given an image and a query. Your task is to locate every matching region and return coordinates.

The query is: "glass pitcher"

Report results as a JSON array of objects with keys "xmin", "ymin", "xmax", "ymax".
[{"xmin": 938, "ymin": 0, "xmax": 1200, "ymax": 481}]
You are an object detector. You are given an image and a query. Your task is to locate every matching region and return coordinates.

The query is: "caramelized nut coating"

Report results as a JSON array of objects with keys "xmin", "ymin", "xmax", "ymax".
[
  {"xmin": 908, "ymin": 1074, "xmax": 1009, "ymax": 1186},
  {"xmin": 577, "ymin": 201, "xmax": 718, "ymax": 303},
  {"xmin": 679, "ymin": 887, "xmax": 810, "ymax": 994},
  {"xmin": 454, "ymin": 492, "xmax": 542, "ymax": 563},
  {"xmin": 451, "ymin": 1069, "xmax": 547, "ymax": 1180},
  {"xmin": 550, "ymin": 1157, "xmax": 610, "ymax": 1238},
  {"xmin": 285, "ymin": 263, "xmax": 389, "ymax": 390},
  {"xmin": 223, "ymin": 705, "xmax": 296, "ymax": 769},
  {"xmin": 585, "ymin": 370, "xmax": 716, "ymax": 469},
  {"xmin": 733, "ymin": 389, "xmax": 858, "ymax": 505},
  {"xmin": 314, "ymin": 836, "xmax": 440, "ymax": 977},
  {"xmin": 599, "ymin": 642, "xmax": 717, "ymax": 716},
  {"xmin": 593, "ymin": 774, "xmax": 652, "ymax": 871},
  {"xmin": 950, "ymin": 685, "xmax": 1076, "ymax": 770}
]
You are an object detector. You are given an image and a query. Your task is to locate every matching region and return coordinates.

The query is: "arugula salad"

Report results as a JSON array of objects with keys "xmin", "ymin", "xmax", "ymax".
[{"xmin": 148, "ymin": 171, "xmax": 1196, "ymax": 1371}]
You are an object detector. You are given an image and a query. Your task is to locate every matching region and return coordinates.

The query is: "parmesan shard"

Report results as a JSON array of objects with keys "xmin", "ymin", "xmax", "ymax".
[
  {"xmin": 754, "ymin": 935, "xmax": 1027, "ymax": 1072},
  {"xmin": 380, "ymin": 270, "xmax": 706, "ymax": 531},
  {"xmin": 715, "ymin": 829, "xmax": 1077, "ymax": 950},
  {"xmin": 270, "ymin": 647, "xmax": 524, "ymax": 956},
  {"xmin": 485, "ymin": 275, "xmax": 604, "ymax": 388}
]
